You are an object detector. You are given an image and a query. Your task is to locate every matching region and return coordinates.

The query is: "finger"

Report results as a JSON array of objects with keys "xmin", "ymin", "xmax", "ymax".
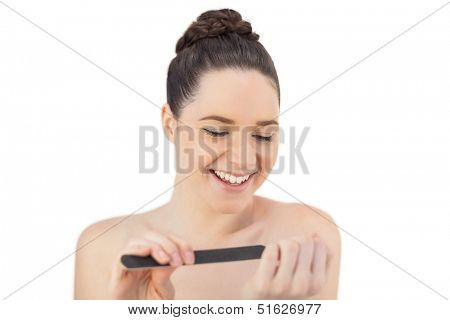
[
  {"xmin": 253, "ymin": 244, "xmax": 279, "ymax": 296},
  {"xmin": 120, "ymin": 240, "xmax": 177, "ymax": 286},
  {"xmin": 311, "ymin": 236, "xmax": 327, "ymax": 274},
  {"xmin": 291, "ymin": 236, "xmax": 314, "ymax": 296},
  {"xmin": 166, "ymin": 233, "xmax": 195, "ymax": 265},
  {"xmin": 271, "ymin": 240, "xmax": 299, "ymax": 296},
  {"xmin": 125, "ymin": 239, "xmax": 171, "ymax": 265},
  {"xmin": 298, "ymin": 236, "xmax": 314, "ymax": 273},
  {"xmin": 145, "ymin": 232, "xmax": 184, "ymax": 266},
  {"xmin": 310, "ymin": 236, "xmax": 327, "ymax": 294},
  {"xmin": 111, "ymin": 242, "xmax": 153, "ymax": 281}
]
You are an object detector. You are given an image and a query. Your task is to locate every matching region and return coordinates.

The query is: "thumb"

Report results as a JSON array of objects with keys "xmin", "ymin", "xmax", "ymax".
[
  {"xmin": 150, "ymin": 265, "xmax": 178, "ymax": 285},
  {"xmin": 149, "ymin": 266, "xmax": 178, "ymax": 299}
]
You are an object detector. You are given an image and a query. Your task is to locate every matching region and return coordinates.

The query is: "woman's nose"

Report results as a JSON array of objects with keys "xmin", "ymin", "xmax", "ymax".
[{"xmin": 227, "ymin": 133, "xmax": 257, "ymax": 172}]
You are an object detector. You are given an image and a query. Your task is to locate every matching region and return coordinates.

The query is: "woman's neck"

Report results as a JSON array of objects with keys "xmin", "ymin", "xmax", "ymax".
[{"xmin": 162, "ymin": 176, "xmax": 256, "ymax": 244}]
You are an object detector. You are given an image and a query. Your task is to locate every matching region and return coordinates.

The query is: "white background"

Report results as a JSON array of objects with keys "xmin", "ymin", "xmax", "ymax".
[{"xmin": 0, "ymin": 0, "xmax": 449, "ymax": 309}]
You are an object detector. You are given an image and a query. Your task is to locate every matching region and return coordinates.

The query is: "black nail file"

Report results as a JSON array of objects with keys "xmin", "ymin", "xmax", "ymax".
[{"xmin": 121, "ymin": 245, "xmax": 266, "ymax": 269}]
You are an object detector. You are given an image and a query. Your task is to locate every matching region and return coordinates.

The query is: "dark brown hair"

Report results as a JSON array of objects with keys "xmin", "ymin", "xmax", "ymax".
[{"xmin": 166, "ymin": 8, "xmax": 280, "ymax": 119}]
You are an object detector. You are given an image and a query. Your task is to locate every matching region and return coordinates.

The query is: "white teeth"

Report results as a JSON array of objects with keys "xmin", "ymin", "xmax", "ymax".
[{"xmin": 213, "ymin": 170, "xmax": 252, "ymax": 185}]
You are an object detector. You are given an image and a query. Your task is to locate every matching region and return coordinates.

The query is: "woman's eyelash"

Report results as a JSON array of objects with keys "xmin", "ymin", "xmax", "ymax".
[
  {"xmin": 202, "ymin": 128, "xmax": 228, "ymax": 137},
  {"xmin": 202, "ymin": 128, "xmax": 272, "ymax": 141},
  {"xmin": 252, "ymin": 135, "xmax": 272, "ymax": 142}
]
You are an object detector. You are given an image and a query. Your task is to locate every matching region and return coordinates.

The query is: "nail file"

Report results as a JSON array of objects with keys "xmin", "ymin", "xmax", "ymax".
[{"xmin": 121, "ymin": 245, "xmax": 266, "ymax": 269}]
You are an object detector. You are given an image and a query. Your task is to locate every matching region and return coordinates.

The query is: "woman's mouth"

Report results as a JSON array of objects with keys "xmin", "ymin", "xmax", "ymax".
[{"xmin": 208, "ymin": 169, "xmax": 256, "ymax": 192}]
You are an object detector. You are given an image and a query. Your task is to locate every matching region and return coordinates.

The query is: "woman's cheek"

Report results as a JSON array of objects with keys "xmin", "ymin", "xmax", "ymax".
[
  {"xmin": 196, "ymin": 139, "xmax": 227, "ymax": 167},
  {"xmin": 269, "ymin": 140, "xmax": 279, "ymax": 168},
  {"xmin": 258, "ymin": 142, "xmax": 278, "ymax": 171},
  {"xmin": 175, "ymin": 134, "xmax": 200, "ymax": 173}
]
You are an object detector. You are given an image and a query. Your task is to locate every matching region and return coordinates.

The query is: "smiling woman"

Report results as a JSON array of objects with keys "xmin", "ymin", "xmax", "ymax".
[{"xmin": 74, "ymin": 8, "xmax": 341, "ymax": 300}]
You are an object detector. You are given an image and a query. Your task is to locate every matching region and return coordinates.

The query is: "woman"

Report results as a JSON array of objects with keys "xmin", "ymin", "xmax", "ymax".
[{"xmin": 74, "ymin": 8, "xmax": 341, "ymax": 300}]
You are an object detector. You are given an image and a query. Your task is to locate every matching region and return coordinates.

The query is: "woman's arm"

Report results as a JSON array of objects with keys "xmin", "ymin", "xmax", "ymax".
[
  {"xmin": 305, "ymin": 206, "xmax": 341, "ymax": 299},
  {"xmin": 276, "ymin": 203, "xmax": 342, "ymax": 299},
  {"xmin": 240, "ymin": 203, "xmax": 342, "ymax": 300},
  {"xmin": 73, "ymin": 220, "xmax": 115, "ymax": 299}
]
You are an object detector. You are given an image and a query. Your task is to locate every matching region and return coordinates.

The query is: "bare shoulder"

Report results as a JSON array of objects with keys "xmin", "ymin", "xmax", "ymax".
[
  {"xmin": 260, "ymin": 196, "xmax": 341, "ymax": 299},
  {"xmin": 77, "ymin": 215, "xmax": 130, "ymax": 243},
  {"xmin": 261, "ymin": 197, "xmax": 341, "ymax": 247},
  {"xmin": 73, "ymin": 213, "xmax": 147, "ymax": 299}
]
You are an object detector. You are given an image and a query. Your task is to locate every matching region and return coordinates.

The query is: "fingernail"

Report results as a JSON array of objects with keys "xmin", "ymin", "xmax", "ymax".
[
  {"xmin": 171, "ymin": 252, "xmax": 182, "ymax": 265},
  {"xmin": 185, "ymin": 251, "xmax": 195, "ymax": 264},
  {"xmin": 158, "ymin": 249, "xmax": 170, "ymax": 261}
]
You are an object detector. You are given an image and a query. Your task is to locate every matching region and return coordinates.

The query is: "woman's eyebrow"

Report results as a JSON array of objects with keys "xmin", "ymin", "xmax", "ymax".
[
  {"xmin": 199, "ymin": 115, "xmax": 278, "ymax": 126},
  {"xmin": 256, "ymin": 119, "xmax": 278, "ymax": 126}
]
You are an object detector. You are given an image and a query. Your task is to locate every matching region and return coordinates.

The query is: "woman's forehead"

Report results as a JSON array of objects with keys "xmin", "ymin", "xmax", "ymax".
[
  {"xmin": 197, "ymin": 69, "xmax": 277, "ymax": 100},
  {"xmin": 181, "ymin": 69, "xmax": 279, "ymax": 122}
]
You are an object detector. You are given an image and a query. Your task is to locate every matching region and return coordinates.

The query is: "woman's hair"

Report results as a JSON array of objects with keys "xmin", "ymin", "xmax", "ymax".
[{"xmin": 166, "ymin": 8, "xmax": 280, "ymax": 119}]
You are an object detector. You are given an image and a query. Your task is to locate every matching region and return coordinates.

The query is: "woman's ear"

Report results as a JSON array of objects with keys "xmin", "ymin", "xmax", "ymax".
[{"xmin": 161, "ymin": 103, "xmax": 176, "ymax": 143}]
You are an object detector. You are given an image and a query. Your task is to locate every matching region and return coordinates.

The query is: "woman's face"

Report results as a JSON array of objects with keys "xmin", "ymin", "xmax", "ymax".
[{"xmin": 165, "ymin": 68, "xmax": 279, "ymax": 213}]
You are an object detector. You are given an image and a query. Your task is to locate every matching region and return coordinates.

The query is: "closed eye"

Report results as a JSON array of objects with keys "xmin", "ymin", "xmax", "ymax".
[
  {"xmin": 202, "ymin": 128, "xmax": 272, "ymax": 141},
  {"xmin": 202, "ymin": 128, "xmax": 228, "ymax": 137},
  {"xmin": 252, "ymin": 135, "xmax": 272, "ymax": 142}
]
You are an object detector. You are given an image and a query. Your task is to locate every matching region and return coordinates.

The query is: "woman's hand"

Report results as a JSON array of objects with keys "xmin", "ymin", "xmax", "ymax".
[
  {"xmin": 241, "ymin": 234, "xmax": 329, "ymax": 299},
  {"xmin": 107, "ymin": 231, "xmax": 195, "ymax": 300}
]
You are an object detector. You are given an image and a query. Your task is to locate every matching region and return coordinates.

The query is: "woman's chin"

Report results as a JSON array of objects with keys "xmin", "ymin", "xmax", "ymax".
[{"xmin": 199, "ymin": 169, "xmax": 258, "ymax": 212}]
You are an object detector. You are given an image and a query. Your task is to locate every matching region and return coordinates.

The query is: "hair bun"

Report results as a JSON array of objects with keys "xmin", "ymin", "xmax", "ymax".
[{"xmin": 175, "ymin": 8, "xmax": 260, "ymax": 54}]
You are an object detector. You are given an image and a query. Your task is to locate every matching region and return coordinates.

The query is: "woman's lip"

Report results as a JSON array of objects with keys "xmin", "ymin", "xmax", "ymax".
[
  {"xmin": 208, "ymin": 169, "xmax": 256, "ymax": 192},
  {"xmin": 209, "ymin": 169, "xmax": 256, "ymax": 180},
  {"xmin": 208, "ymin": 169, "xmax": 257, "ymax": 177}
]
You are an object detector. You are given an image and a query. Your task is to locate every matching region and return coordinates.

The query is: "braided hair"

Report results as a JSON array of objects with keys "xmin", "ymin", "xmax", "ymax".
[{"xmin": 166, "ymin": 8, "xmax": 280, "ymax": 118}]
